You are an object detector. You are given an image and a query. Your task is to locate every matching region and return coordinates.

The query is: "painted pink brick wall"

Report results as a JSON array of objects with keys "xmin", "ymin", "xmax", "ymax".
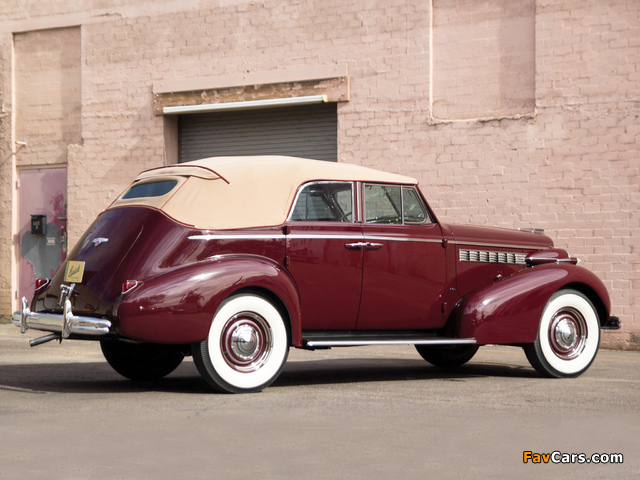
[
  {"xmin": 0, "ymin": 0, "xmax": 637, "ymax": 350},
  {"xmin": 13, "ymin": 27, "xmax": 82, "ymax": 167},
  {"xmin": 432, "ymin": 0, "xmax": 536, "ymax": 119}
]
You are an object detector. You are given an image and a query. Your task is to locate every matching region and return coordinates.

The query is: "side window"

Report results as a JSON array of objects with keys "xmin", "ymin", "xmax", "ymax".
[
  {"xmin": 364, "ymin": 185, "xmax": 402, "ymax": 223},
  {"xmin": 290, "ymin": 182, "xmax": 353, "ymax": 222},
  {"xmin": 403, "ymin": 187, "xmax": 428, "ymax": 224},
  {"xmin": 365, "ymin": 184, "xmax": 429, "ymax": 224}
]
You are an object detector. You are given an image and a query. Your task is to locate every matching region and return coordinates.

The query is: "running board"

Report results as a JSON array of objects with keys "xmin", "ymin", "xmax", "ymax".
[{"xmin": 303, "ymin": 335, "xmax": 477, "ymax": 349}]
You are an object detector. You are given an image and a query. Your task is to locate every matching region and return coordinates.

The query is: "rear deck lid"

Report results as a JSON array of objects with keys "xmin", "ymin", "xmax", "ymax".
[{"xmin": 49, "ymin": 210, "xmax": 144, "ymax": 314}]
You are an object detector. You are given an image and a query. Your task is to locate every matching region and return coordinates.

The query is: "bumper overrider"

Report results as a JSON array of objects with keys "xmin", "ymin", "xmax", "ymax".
[{"xmin": 12, "ymin": 293, "xmax": 112, "ymax": 346}]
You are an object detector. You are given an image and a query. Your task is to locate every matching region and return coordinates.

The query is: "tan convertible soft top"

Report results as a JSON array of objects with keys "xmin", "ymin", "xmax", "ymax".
[{"xmin": 110, "ymin": 156, "xmax": 418, "ymax": 230}]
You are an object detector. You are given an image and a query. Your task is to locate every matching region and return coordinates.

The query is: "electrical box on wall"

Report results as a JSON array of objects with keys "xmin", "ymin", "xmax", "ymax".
[{"xmin": 30, "ymin": 214, "xmax": 46, "ymax": 236}]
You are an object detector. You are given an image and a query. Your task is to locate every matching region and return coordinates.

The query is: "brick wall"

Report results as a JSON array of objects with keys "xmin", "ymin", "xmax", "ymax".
[
  {"xmin": 14, "ymin": 27, "xmax": 82, "ymax": 167},
  {"xmin": 432, "ymin": 0, "xmax": 536, "ymax": 120},
  {"xmin": 0, "ymin": 0, "xmax": 637, "ymax": 349},
  {"xmin": 0, "ymin": 34, "xmax": 12, "ymax": 319}
]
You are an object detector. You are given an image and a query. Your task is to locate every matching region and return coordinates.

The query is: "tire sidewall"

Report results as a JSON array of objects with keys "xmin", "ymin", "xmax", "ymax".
[
  {"xmin": 536, "ymin": 290, "xmax": 600, "ymax": 377},
  {"xmin": 203, "ymin": 294, "xmax": 289, "ymax": 392}
]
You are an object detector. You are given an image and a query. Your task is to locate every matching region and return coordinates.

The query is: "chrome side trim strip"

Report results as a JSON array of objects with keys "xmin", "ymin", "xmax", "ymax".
[
  {"xmin": 305, "ymin": 337, "xmax": 477, "ymax": 348},
  {"xmin": 191, "ymin": 233, "xmax": 364, "ymax": 241},
  {"xmin": 289, "ymin": 234, "xmax": 363, "ymax": 240},
  {"xmin": 189, "ymin": 233, "xmax": 442, "ymax": 244},
  {"xmin": 189, "ymin": 233, "xmax": 286, "ymax": 241},
  {"xmin": 452, "ymin": 240, "xmax": 548, "ymax": 250},
  {"xmin": 190, "ymin": 233, "xmax": 548, "ymax": 250},
  {"xmin": 364, "ymin": 235, "xmax": 441, "ymax": 244}
]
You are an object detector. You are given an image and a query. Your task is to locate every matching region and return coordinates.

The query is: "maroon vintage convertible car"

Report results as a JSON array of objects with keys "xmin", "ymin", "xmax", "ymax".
[{"xmin": 14, "ymin": 156, "xmax": 620, "ymax": 393}]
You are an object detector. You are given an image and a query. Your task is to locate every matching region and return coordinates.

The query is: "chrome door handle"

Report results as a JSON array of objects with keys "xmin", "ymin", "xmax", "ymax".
[{"xmin": 344, "ymin": 242, "xmax": 384, "ymax": 251}]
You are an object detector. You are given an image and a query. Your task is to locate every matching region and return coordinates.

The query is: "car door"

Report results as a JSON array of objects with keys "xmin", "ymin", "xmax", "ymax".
[
  {"xmin": 284, "ymin": 181, "xmax": 364, "ymax": 330},
  {"xmin": 356, "ymin": 184, "xmax": 447, "ymax": 330}
]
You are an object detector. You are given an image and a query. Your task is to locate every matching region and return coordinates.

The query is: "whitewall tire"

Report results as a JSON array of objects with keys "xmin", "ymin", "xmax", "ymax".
[
  {"xmin": 192, "ymin": 294, "xmax": 289, "ymax": 393},
  {"xmin": 524, "ymin": 289, "xmax": 600, "ymax": 378}
]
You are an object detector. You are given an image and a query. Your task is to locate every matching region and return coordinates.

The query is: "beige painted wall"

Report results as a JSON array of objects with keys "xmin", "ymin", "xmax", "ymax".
[{"xmin": 0, "ymin": 0, "xmax": 637, "ymax": 349}]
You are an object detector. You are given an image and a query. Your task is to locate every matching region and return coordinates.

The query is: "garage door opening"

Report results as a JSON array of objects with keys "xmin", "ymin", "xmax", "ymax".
[{"xmin": 178, "ymin": 102, "xmax": 337, "ymax": 163}]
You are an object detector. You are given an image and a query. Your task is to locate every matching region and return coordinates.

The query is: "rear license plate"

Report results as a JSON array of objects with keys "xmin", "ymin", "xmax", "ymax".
[{"xmin": 64, "ymin": 261, "xmax": 85, "ymax": 283}]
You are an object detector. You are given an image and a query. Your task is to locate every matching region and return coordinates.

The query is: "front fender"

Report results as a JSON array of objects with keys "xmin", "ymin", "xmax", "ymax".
[
  {"xmin": 452, "ymin": 264, "xmax": 611, "ymax": 344},
  {"xmin": 116, "ymin": 256, "xmax": 301, "ymax": 345}
]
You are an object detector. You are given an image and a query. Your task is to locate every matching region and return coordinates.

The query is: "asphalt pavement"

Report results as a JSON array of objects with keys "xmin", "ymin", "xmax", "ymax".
[{"xmin": 0, "ymin": 323, "xmax": 638, "ymax": 479}]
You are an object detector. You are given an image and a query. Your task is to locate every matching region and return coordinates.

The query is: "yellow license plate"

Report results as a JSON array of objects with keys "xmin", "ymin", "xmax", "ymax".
[{"xmin": 64, "ymin": 261, "xmax": 85, "ymax": 283}]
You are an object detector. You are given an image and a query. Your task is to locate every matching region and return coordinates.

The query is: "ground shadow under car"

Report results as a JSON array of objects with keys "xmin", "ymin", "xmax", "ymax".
[{"xmin": 0, "ymin": 356, "xmax": 538, "ymax": 395}]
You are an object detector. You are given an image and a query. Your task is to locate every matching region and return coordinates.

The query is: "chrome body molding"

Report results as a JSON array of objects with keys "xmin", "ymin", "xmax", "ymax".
[
  {"xmin": 304, "ymin": 337, "xmax": 477, "ymax": 348},
  {"xmin": 189, "ymin": 233, "xmax": 286, "ymax": 241},
  {"xmin": 189, "ymin": 233, "xmax": 441, "ymax": 244},
  {"xmin": 190, "ymin": 233, "xmax": 364, "ymax": 241},
  {"xmin": 452, "ymin": 240, "xmax": 548, "ymax": 250},
  {"xmin": 189, "ymin": 232, "xmax": 549, "ymax": 252},
  {"xmin": 364, "ymin": 235, "xmax": 441, "ymax": 244},
  {"xmin": 459, "ymin": 249, "xmax": 527, "ymax": 265},
  {"xmin": 12, "ymin": 297, "xmax": 112, "ymax": 338}
]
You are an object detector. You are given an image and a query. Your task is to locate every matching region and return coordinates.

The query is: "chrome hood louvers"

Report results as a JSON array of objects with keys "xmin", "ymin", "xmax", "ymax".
[{"xmin": 459, "ymin": 249, "xmax": 527, "ymax": 265}]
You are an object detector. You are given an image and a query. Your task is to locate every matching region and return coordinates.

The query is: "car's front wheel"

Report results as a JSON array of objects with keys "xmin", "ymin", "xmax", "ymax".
[
  {"xmin": 192, "ymin": 294, "xmax": 289, "ymax": 393},
  {"xmin": 415, "ymin": 344, "xmax": 479, "ymax": 367},
  {"xmin": 100, "ymin": 340, "xmax": 185, "ymax": 380},
  {"xmin": 524, "ymin": 289, "xmax": 600, "ymax": 378}
]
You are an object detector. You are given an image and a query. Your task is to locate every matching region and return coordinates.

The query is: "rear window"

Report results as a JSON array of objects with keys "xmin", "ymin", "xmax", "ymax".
[{"xmin": 121, "ymin": 180, "xmax": 178, "ymax": 199}]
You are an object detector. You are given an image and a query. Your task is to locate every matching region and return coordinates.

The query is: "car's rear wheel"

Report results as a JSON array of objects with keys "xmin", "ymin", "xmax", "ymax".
[
  {"xmin": 192, "ymin": 294, "xmax": 289, "ymax": 393},
  {"xmin": 415, "ymin": 344, "xmax": 479, "ymax": 367},
  {"xmin": 524, "ymin": 289, "xmax": 600, "ymax": 378},
  {"xmin": 100, "ymin": 340, "xmax": 185, "ymax": 380}
]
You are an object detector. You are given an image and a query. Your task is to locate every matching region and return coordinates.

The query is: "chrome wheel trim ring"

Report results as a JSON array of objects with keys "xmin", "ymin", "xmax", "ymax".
[
  {"xmin": 548, "ymin": 307, "xmax": 587, "ymax": 360},
  {"xmin": 220, "ymin": 312, "xmax": 273, "ymax": 373}
]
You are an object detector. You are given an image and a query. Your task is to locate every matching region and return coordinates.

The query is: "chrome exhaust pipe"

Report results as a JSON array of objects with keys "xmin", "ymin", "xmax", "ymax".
[{"xmin": 29, "ymin": 333, "xmax": 61, "ymax": 347}]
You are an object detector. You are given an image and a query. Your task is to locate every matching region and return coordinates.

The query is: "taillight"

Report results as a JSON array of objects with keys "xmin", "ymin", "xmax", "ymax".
[
  {"xmin": 122, "ymin": 280, "xmax": 142, "ymax": 296},
  {"xmin": 34, "ymin": 278, "xmax": 51, "ymax": 294}
]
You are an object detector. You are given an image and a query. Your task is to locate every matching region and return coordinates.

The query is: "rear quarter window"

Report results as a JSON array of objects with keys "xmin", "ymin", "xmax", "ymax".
[{"xmin": 121, "ymin": 180, "xmax": 178, "ymax": 199}]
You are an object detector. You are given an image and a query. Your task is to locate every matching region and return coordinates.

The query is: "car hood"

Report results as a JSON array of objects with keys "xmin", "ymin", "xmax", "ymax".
[{"xmin": 445, "ymin": 224, "xmax": 553, "ymax": 250}]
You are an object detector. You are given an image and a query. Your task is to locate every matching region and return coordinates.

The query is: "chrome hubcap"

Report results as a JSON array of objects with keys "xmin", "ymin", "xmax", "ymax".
[
  {"xmin": 548, "ymin": 307, "xmax": 587, "ymax": 360},
  {"xmin": 221, "ymin": 312, "xmax": 272, "ymax": 372}
]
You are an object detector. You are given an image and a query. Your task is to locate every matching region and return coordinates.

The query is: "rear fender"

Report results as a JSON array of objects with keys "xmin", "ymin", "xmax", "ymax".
[
  {"xmin": 116, "ymin": 256, "xmax": 301, "ymax": 345},
  {"xmin": 452, "ymin": 264, "xmax": 611, "ymax": 344}
]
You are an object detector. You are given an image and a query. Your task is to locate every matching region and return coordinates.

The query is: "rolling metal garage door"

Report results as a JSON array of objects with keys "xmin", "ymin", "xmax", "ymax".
[{"xmin": 178, "ymin": 103, "xmax": 337, "ymax": 163}]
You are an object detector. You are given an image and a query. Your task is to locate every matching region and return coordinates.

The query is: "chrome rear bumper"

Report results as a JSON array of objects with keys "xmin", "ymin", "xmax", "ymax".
[{"xmin": 12, "ymin": 297, "xmax": 112, "ymax": 338}]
